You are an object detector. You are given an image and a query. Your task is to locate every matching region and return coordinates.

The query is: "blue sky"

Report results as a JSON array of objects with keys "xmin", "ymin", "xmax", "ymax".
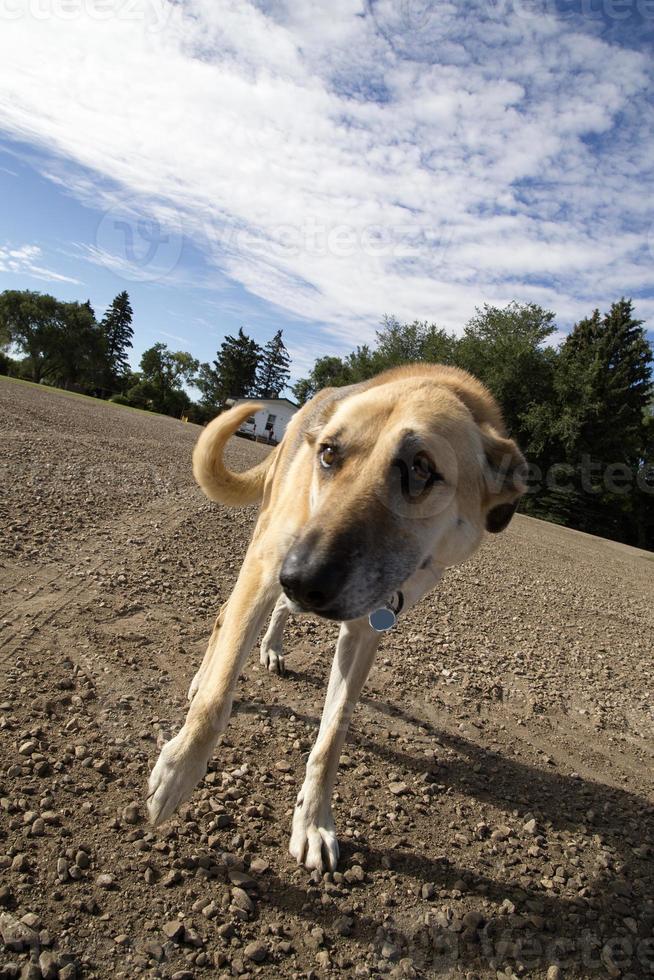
[{"xmin": 1, "ymin": 0, "xmax": 653, "ymax": 384}]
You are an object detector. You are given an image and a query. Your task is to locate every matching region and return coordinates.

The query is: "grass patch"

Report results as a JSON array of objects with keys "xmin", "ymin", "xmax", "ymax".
[{"xmin": 0, "ymin": 374, "xmax": 198, "ymax": 425}]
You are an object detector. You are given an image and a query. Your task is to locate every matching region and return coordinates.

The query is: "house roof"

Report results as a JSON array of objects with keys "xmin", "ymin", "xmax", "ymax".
[{"xmin": 232, "ymin": 397, "xmax": 299, "ymax": 410}]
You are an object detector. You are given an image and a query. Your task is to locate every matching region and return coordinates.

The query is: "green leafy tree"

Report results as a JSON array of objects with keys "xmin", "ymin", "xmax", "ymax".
[
  {"xmin": 292, "ymin": 317, "xmax": 458, "ymax": 403},
  {"xmin": 0, "ymin": 290, "xmax": 61, "ymax": 383},
  {"xmin": 0, "ymin": 290, "xmax": 107, "ymax": 391},
  {"xmin": 100, "ymin": 291, "xmax": 134, "ymax": 390},
  {"xmin": 254, "ymin": 329, "xmax": 291, "ymax": 398},
  {"xmin": 456, "ymin": 302, "xmax": 558, "ymax": 447},
  {"xmin": 130, "ymin": 342, "xmax": 199, "ymax": 416},
  {"xmin": 292, "ymin": 355, "xmax": 351, "ymax": 404},
  {"xmin": 49, "ymin": 300, "xmax": 104, "ymax": 391},
  {"xmin": 373, "ymin": 315, "xmax": 456, "ymax": 369}
]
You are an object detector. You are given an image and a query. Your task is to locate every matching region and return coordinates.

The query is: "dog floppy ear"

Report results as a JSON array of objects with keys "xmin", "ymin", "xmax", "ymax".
[{"xmin": 480, "ymin": 425, "xmax": 528, "ymax": 533}]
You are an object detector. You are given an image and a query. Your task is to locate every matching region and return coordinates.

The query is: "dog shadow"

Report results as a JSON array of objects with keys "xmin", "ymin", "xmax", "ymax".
[{"xmin": 233, "ymin": 669, "xmax": 653, "ymax": 975}]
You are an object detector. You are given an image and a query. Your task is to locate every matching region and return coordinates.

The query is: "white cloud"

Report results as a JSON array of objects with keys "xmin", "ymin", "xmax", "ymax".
[
  {"xmin": 0, "ymin": 243, "xmax": 81, "ymax": 285},
  {"xmin": 0, "ymin": 0, "xmax": 651, "ymax": 348}
]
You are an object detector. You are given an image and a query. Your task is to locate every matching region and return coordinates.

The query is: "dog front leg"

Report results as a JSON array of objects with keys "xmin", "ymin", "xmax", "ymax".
[
  {"xmin": 290, "ymin": 618, "xmax": 380, "ymax": 872},
  {"xmin": 187, "ymin": 600, "xmax": 228, "ymax": 702},
  {"xmin": 147, "ymin": 548, "xmax": 280, "ymax": 826},
  {"xmin": 259, "ymin": 593, "xmax": 291, "ymax": 675}
]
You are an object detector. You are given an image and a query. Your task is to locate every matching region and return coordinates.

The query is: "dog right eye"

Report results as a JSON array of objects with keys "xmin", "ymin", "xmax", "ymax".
[{"xmin": 319, "ymin": 446, "xmax": 337, "ymax": 468}]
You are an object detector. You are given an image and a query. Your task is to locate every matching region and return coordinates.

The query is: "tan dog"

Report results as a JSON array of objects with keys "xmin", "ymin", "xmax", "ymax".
[{"xmin": 147, "ymin": 365, "xmax": 526, "ymax": 872}]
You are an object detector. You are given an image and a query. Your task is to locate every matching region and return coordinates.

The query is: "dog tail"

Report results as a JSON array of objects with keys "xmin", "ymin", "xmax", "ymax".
[{"xmin": 192, "ymin": 402, "xmax": 276, "ymax": 506}]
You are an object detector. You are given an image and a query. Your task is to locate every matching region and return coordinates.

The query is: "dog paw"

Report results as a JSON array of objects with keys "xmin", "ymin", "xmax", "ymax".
[
  {"xmin": 147, "ymin": 730, "xmax": 208, "ymax": 827},
  {"xmin": 260, "ymin": 644, "xmax": 285, "ymax": 675},
  {"xmin": 289, "ymin": 796, "xmax": 339, "ymax": 872},
  {"xmin": 187, "ymin": 668, "xmax": 203, "ymax": 702}
]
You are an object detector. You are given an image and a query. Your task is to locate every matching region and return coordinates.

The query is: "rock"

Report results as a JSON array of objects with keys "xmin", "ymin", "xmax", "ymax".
[
  {"xmin": 143, "ymin": 941, "xmax": 164, "ymax": 961},
  {"xmin": 524, "ymin": 818, "xmax": 538, "ymax": 835},
  {"xmin": 19, "ymin": 915, "xmax": 40, "ymax": 931},
  {"xmin": 19, "ymin": 963, "xmax": 41, "ymax": 980},
  {"xmin": 10, "ymin": 855, "xmax": 29, "ymax": 873},
  {"xmin": 601, "ymin": 943, "xmax": 623, "ymax": 978},
  {"xmin": 95, "ymin": 873, "xmax": 115, "ymax": 889},
  {"xmin": 122, "ymin": 803, "xmax": 140, "ymax": 824},
  {"xmin": 228, "ymin": 870, "xmax": 257, "ymax": 890},
  {"xmin": 0, "ymin": 912, "xmax": 38, "ymax": 952},
  {"xmin": 39, "ymin": 951, "xmax": 60, "ymax": 980},
  {"xmin": 75, "ymin": 851, "xmax": 90, "ymax": 870},
  {"xmin": 162, "ymin": 920, "xmax": 184, "ymax": 941},
  {"xmin": 244, "ymin": 941, "xmax": 268, "ymax": 963},
  {"xmin": 344, "ymin": 864, "xmax": 365, "ymax": 885},
  {"xmin": 249, "ymin": 857, "xmax": 269, "ymax": 874},
  {"xmin": 462, "ymin": 911, "xmax": 484, "ymax": 930},
  {"xmin": 30, "ymin": 818, "xmax": 45, "ymax": 837},
  {"xmin": 183, "ymin": 926, "xmax": 204, "ymax": 948},
  {"xmin": 231, "ymin": 887, "xmax": 254, "ymax": 913},
  {"xmin": 546, "ymin": 967, "xmax": 561, "ymax": 980},
  {"xmin": 381, "ymin": 941, "xmax": 400, "ymax": 960},
  {"xmin": 334, "ymin": 915, "xmax": 354, "ymax": 937},
  {"xmin": 389, "ymin": 781, "xmax": 409, "ymax": 796}
]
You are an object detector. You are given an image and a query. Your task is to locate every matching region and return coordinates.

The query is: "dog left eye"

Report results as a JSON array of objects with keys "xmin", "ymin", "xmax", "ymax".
[
  {"xmin": 319, "ymin": 445, "xmax": 337, "ymax": 468},
  {"xmin": 412, "ymin": 452, "xmax": 439, "ymax": 483}
]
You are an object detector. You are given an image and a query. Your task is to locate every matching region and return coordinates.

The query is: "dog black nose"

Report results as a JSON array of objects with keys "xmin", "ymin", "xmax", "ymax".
[{"xmin": 279, "ymin": 539, "xmax": 342, "ymax": 612}]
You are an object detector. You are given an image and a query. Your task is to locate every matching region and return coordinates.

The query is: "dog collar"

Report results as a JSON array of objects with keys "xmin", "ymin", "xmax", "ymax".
[{"xmin": 369, "ymin": 591, "xmax": 404, "ymax": 632}]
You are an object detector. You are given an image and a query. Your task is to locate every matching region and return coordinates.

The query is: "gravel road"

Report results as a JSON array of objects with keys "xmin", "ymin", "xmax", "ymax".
[{"xmin": 1, "ymin": 376, "xmax": 653, "ymax": 979}]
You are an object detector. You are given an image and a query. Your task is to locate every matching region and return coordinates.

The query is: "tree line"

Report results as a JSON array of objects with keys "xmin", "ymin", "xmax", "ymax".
[
  {"xmin": 1, "ymin": 288, "xmax": 652, "ymax": 549},
  {"xmin": 292, "ymin": 301, "xmax": 653, "ymax": 550},
  {"xmin": 0, "ymin": 290, "xmax": 291, "ymax": 423}
]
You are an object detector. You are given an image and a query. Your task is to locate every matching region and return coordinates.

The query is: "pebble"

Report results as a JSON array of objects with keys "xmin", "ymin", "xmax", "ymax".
[
  {"xmin": 39, "ymin": 952, "xmax": 60, "ymax": 980},
  {"xmin": 0, "ymin": 912, "xmax": 38, "ymax": 952},
  {"xmin": 122, "ymin": 802, "xmax": 140, "ymax": 824},
  {"xmin": 462, "ymin": 910, "xmax": 484, "ymax": 930},
  {"xmin": 244, "ymin": 940, "xmax": 268, "ymax": 962},
  {"xmin": 162, "ymin": 920, "xmax": 184, "ymax": 941},
  {"xmin": 231, "ymin": 887, "xmax": 254, "ymax": 913}
]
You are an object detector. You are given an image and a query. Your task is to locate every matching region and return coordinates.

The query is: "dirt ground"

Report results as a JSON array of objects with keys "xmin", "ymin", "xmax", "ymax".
[{"xmin": 1, "ymin": 376, "xmax": 653, "ymax": 980}]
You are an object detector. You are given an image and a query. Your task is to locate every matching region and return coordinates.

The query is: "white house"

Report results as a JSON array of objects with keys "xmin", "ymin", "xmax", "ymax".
[{"xmin": 233, "ymin": 397, "xmax": 299, "ymax": 445}]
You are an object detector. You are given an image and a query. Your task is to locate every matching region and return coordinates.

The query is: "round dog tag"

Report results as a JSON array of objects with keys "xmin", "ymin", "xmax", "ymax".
[{"xmin": 369, "ymin": 606, "xmax": 397, "ymax": 632}]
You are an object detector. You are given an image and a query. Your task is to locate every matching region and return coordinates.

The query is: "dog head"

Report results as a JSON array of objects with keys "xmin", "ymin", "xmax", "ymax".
[{"xmin": 279, "ymin": 371, "xmax": 526, "ymax": 621}]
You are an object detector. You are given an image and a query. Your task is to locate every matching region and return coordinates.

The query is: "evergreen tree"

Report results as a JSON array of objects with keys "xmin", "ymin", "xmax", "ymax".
[
  {"xmin": 100, "ymin": 291, "xmax": 134, "ymax": 388},
  {"xmin": 195, "ymin": 362, "xmax": 223, "ymax": 410},
  {"xmin": 528, "ymin": 299, "xmax": 653, "ymax": 542},
  {"xmin": 213, "ymin": 328, "xmax": 260, "ymax": 401},
  {"xmin": 254, "ymin": 329, "xmax": 291, "ymax": 398}
]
